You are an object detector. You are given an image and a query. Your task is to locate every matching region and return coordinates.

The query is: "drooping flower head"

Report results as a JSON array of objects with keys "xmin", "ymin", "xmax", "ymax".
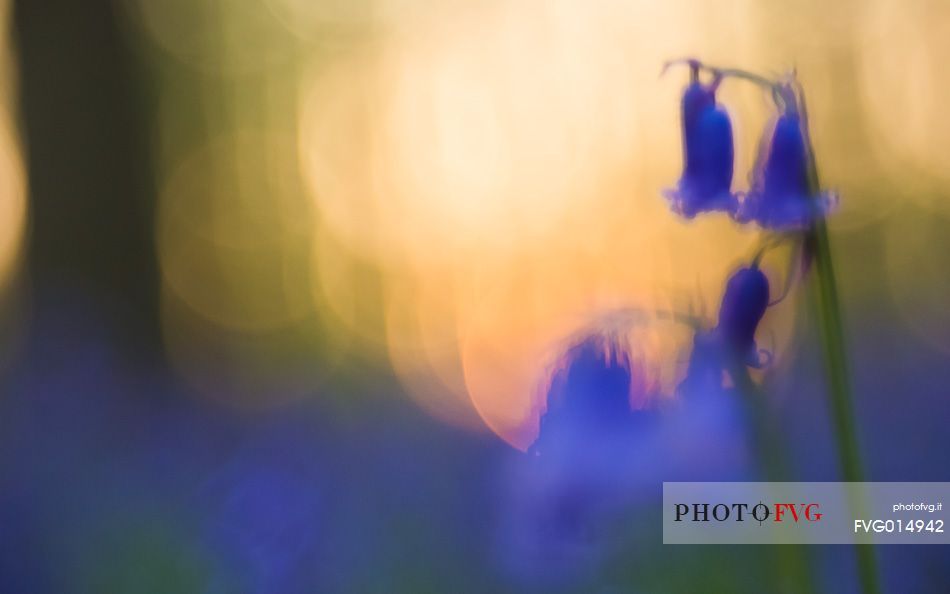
[
  {"xmin": 679, "ymin": 264, "xmax": 771, "ymax": 397},
  {"xmin": 499, "ymin": 324, "xmax": 753, "ymax": 587},
  {"xmin": 663, "ymin": 59, "xmax": 738, "ymax": 219},
  {"xmin": 530, "ymin": 333, "xmax": 639, "ymax": 457},
  {"xmin": 715, "ymin": 265, "xmax": 770, "ymax": 363},
  {"xmin": 738, "ymin": 75, "xmax": 837, "ymax": 229}
]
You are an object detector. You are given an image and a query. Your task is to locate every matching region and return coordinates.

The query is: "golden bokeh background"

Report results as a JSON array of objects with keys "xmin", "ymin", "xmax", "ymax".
[{"xmin": 79, "ymin": 0, "xmax": 950, "ymax": 448}]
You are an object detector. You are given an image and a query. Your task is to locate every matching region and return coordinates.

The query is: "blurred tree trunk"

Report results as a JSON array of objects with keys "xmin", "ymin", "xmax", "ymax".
[{"xmin": 12, "ymin": 0, "xmax": 160, "ymax": 358}]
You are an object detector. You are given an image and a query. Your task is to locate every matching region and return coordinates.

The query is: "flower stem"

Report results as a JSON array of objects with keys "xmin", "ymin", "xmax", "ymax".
[
  {"xmin": 806, "ymin": 220, "xmax": 881, "ymax": 594},
  {"xmin": 798, "ymin": 76, "xmax": 881, "ymax": 592},
  {"xmin": 731, "ymin": 363, "xmax": 815, "ymax": 594}
]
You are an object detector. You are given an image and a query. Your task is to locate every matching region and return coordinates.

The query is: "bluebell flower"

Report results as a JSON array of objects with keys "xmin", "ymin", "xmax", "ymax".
[
  {"xmin": 679, "ymin": 265, "xmax": 771, "ymax": 396},
  {"xmin": 498, "ymin": 334, "xmax": 642, "ymax": 586},
  {"xmin": 715, "ymin": 265, "xmax": 770, "ymax": 364},
  {"xmin": 663, "ymin": 60, "xmax": 738, "ymax": 219},
  {"xmin": 496, "ymin": 329, "xmax": 752, "ymax": 587},
  {"xmin": 737, "ymin": 79, "xmax": 837, "ymax": 229},
  {"xmin": 529, "ymin": 334, "xmax": 638, "ymax": 457}
]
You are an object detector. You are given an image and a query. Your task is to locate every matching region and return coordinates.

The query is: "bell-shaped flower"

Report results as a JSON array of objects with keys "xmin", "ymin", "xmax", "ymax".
[
  {"xmin": 664, "ymin": 61, "xmax": 738, "ymax": 219},
  {"xmin": 498, "ymin": 328, "xmax": 751, "ymax": 587},
  {"xmin": 737, "ymin": 80, "xmax": 837, "ymax": 229},
  {"xmin": 715, "ymin": 265, "xmax": 770, "ymax": 365},
  {"xmin": 679, "ymin": 265, "xmax": 771, "ymax": 397},
  {"xmin": 529, "ymin": 334, "xmax": 638, "ymax": 457}
]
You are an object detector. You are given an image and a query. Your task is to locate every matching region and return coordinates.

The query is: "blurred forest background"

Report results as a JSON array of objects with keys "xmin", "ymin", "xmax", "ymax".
[{"xmin": 1, "ymin": 0, "xmax": 949, "ymax": 592}]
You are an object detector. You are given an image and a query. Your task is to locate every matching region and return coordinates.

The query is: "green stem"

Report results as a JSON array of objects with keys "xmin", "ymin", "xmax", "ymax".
[
  {"xmin": 807, "ymin": 220, "xmax": 881, "ymax": 594},
  {"xmin": 797, "ymin": 74, "xmax": 881, "ymax": 591},
  {"xmin": 807, "ymin": 222, "xmax": 862, "ymax": 481},
  {"xmin": 731, "ymin": 364, "xmax": 815, "ymax": 594}
]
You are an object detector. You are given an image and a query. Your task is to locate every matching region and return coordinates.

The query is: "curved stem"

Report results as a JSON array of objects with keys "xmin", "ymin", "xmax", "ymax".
[
  {"xmin": 711, "ymin": 67, "xmax": 777, "ymax": 91},
  {"xmin": 662, "ymin": 60, "xmax": 776, "ymax": 90}
]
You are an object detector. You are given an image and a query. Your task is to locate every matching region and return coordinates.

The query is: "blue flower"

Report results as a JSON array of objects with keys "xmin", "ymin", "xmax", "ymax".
[
  {"xmin": 664, "ymin": 60, "xmax": 738, "ymax": 219},
  {"xmin": 716, "ymin": 265, "xmax": 770, "ymax": 364},
  {"xmin": 679, "ymin": 265, "xmax": 771, "ymax": 396},
  {"xmin": 529, "ymin": 334, "xmax": 637, "ymax": 457},
  {"xmin": 496, "ymin": 333, "xmax": 643, "ymax": 586},
  {"xmin": 497, "ymin": 327, "xmax": 753, "ymax": 587},
  {"xmin": 737, "ymin": 79, "xmax": 837, "ymax": 229}
]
